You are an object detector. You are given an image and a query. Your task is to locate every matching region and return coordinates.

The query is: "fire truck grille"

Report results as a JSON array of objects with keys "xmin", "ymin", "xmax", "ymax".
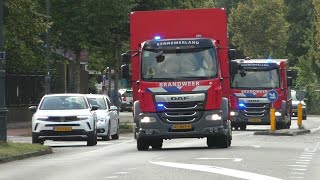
[
  {"xmin": 159, "ymin": 101, "xmax": 204, "ymax": 123},
  {"xmin": 240, "ymin": 103, "xmax": 270, "ymax": 117}
]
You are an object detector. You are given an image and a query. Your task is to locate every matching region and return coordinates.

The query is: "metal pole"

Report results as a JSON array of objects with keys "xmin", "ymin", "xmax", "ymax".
[
  {"xmin": 44, "ymin": 0, "xmax": 51, "ymax": 94},
  {"xmin": 0, "ymin": 0, "xmax": 8, "ymax": 142}
]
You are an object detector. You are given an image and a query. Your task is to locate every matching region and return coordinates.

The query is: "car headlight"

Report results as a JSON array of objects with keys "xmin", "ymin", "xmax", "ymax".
[
  {"xmin": 98, "ymin": 119, "xmax": 107, "ymax": 123},
  {"xmin": 275, "ymin": 112, "xmax": 281, "ymax": 117},
  {"xmin": 230, "ymin": 111, "xmax": 238, "ymax": 116},
  {"xmin": 141, "ymin": 116, "xmax": 156, "ymax": 123},
  {"xmin": 36, "ymin": 116, "xmax": 49, "ymax": 120},
  {"xmin": 206, "ymin": 114, "xmax": 222, "ymax": 121},
  {"xmin": 77, "ymin": 115, "xmax": 90, "ymax": 120}
]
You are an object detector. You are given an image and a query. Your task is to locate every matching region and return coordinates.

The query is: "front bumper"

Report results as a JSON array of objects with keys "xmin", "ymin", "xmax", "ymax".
[
  {"xmin": 136, "ymin": 111, "xmax": 229, "ymax": 139},
  {"xmin": 230, "ymin": 109, "xmax": 285, "ymax": 126},
  {"xmin": 291, "ymin": 108, "xmax": 307, "ymax": 117}
]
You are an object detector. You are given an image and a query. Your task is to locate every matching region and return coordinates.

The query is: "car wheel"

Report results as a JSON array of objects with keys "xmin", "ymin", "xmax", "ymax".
[
  {"xmin": 87, "ymin": 131, "xmax": 97, "ymax": 146},
  {"xmin": 32, "ymin": 133, "xmax": 44, "ymax": 144},
  {"xmin": 111, "ymin": 124, "xmax": 119, "ymax": 140}
]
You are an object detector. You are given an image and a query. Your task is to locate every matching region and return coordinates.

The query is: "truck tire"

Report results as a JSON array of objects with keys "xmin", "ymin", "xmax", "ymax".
[
  {"xmin": 221, "ymin": 97, "xmax": 229, "ymax": 121},
  {"xmin": 137, "ymin": 138, "xmax": 149, "ymax": 151},
  {"xmin": 276, "ymin": 122, "xmax": 286, "ymax": 130},
  {"xmin": 133, "ymin": 101, "xmax": 140, "ymax": 124},
  {"xmin": 151, "ymin": 139, "xmax": 163, "ymax": 150}
]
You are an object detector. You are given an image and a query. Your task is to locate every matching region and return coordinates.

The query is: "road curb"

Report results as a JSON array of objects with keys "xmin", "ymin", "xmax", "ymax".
[
  {"xmin": 254, "ymin": 129, "xmax": 311, "ymax": 136},
  {"xmin": 0, "ymin": 148, "xmax": 52, "ymax": 164}
]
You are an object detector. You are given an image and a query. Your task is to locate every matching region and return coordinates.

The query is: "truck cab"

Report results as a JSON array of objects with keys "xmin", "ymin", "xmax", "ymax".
[
  {"xmin": 122, "ymin": 8, "xmax": 233, "ymax": 150},
  {"xmin": 229, "ymin": 59, "xmax": 293, "ymax": 130}
]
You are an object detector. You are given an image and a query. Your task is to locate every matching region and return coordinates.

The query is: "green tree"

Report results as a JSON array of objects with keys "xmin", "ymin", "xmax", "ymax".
[
  {"xmin": 5, "ymin": 0, "xmax": 49, "ymax": 74},
  {"xmin": 228, "ymin": 0, "xmax": 289, "ymax": 58}
]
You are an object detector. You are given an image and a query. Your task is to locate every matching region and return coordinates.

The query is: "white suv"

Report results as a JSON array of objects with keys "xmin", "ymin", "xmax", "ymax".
[{"xmin": 29, "ymin": 93, "xmax": 98, "ymax": 146}]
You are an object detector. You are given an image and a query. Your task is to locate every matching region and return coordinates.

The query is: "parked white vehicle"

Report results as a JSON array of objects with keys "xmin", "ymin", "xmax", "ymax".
[
  {"xmin": 86, "ymin": 94, "xmax": 120, "ymax": 141},
  {"xmin": 118, "ymin": 89, "xmax": 133, "ymax": 112},
  {"xmin": 29, "ymin": 93, "xmax": 98, "ymax": 146}
]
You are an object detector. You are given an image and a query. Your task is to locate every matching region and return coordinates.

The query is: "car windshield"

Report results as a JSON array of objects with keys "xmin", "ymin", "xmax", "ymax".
[
  {"xmin": 87, "ymin": 97, "xmax": 107, "ymax": 110},
  {"xmin": 231, "ymin": 69, "xmax": 280, "ymax": 89},
  {"xmin": 39, "ymin": 96, "xmax": 88, "ymax": 110},
  {"xmin": 141, "ymin": 47, "xmax": 217, "ymax": 81}
]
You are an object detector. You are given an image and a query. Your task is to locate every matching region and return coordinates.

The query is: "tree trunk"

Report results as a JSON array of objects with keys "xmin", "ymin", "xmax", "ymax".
[{"xmin": 74, "ymin": 50, "xmax": 81, "ymax": 93}]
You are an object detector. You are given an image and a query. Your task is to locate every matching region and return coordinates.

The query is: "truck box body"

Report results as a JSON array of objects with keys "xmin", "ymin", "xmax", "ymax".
[
  {"xmin": 230, "ymin": 59, "xmax": 292, "ymax": 130},
  {"xmin": 127, "ymin": 8, "xmax": 232, "ymax": 150}
]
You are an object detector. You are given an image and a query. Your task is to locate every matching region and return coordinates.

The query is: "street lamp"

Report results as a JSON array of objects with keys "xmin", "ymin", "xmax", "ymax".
[
  {"xmin": 44, "ymin": 0, "xmax": 51, "ymax": 94},
  {"xmin": 0, "ymin": 0, "xmax": 7, "ymax": 142}
]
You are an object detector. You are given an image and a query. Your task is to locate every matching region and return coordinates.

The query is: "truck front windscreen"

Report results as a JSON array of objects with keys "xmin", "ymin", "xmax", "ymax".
[
  {"xmin": 231, "ymin": 69, "xmax": 280, "ymax": 89},
  {"xmin": 141, "ymin": 47, "xmax": 217, "ymax": 81}
]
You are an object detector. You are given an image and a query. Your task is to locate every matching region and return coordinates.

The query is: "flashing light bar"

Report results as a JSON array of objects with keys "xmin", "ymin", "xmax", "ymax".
[{"xmin": 154, "ymin": 36, "xmax": 161, "ymax": 40}]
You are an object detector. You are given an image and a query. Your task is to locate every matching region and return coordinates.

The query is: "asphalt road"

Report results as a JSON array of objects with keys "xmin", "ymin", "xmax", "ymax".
[{"xmin": 2, "ymin": 115, "xmax": 320, "ymax": 180}]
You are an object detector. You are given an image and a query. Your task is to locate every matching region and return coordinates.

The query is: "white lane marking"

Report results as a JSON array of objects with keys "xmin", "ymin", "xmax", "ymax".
[
  {"xmin": 310, "ymin": 126, "xmax": 320, "ymax": 133},
  {"xmin": 295, "ymin": 162, "xmax": 309, "ymax": 165},
  {"xmin": 301, "ymin": 152, "xmax": 314, "ymax": 155},
  {"xmin": 149, "ymin": 161, "xmax": 282, "ymax": 180},
  {"xmin": 290, "ymin": 168, "xmax": 307, "ymax": 171},
  {"xmin": 105, "ymin": 176, "xmax": 118, "ymax": 179},
  {"xmin": 291, "ymin": 172, "xmax": 305, "ymax": 175},
  {"xmin": 251, "ymin": 145, "xmax": 261, "ymax": 148},
  {"xmin": 114, "ymin": 172, "xmax": 128, "ymax": 174},
  {"xmin": 297, "ymin": 159, "xmax": 310, "ymax": 162},
  {"xmin": 300, "ymin": 154, "xmax": 313, "ymax": 157},
  {"xmin": 196, "ymin": 158, "xmax": 242, "ymax": 162},
  {"xmin": 288, "ymin": 165, "xmax": 308, "ymax": 168},
  {"xmin": 288, "ymin": 177, "xmax": 304, "ymax": 179},
  {"xmin": 299, "ymin": 157, "xmax": 312, "ymax": 159}
]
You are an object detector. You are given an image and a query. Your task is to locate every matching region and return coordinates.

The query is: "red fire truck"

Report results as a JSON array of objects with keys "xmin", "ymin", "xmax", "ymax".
[
  {"xmin": 122, "ymin": 8, "xmax": 233, "ymax": 150},
  {"xmin": 229, "ymin": 59, "xmax": 293, "ymax": 130}
]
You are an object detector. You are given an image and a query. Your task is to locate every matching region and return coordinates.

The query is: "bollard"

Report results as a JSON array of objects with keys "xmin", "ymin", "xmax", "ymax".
[
  {"xmin": 270, "ymin": 108, "xmax": 276, "ymax": 131},
  {"xmin": 297, "ymin": 102, "xmax": 302, "ymax": 127}
]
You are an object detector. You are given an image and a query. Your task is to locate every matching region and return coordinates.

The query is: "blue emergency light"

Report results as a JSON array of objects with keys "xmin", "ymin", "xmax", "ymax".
[
  {"xmin": 238, "ymin": 103, "xmax": 245, "ymax": 108},
  {"xmin": 157, "ymin": 103, "xmax": 164, "ymax": 107},
  {"xmin": 154, "ymin": 36, "xmax": 161, "ymax": 40}
]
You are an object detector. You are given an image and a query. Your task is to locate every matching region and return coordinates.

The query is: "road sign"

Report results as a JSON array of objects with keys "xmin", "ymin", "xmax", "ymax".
[{"xmin": 267, "ymin": 89, "xmax": 278, "ymax": 103}]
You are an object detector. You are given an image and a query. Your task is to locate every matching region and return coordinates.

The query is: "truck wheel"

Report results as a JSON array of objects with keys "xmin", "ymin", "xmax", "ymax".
[
  {"xmin": 276, "ymin": 122, "xmax": 286, "ymax": 130},
  {"xmin": 218, "ymin": 135, "xmax": 229, "ymax": 148},
  {"xmin": 240, "ymin": 125, "xmax": 246, "ymax": 131},
  {"xmin": 137, "ymin": 138, "xmax": 149, "ymax": 151},
  {"xmin": 207, "ymin": 136, "xmax": 217, "ymax": 148},
  {"xmin": 302, "ymin": 114, "xmax": 307, "ymax": 120}
]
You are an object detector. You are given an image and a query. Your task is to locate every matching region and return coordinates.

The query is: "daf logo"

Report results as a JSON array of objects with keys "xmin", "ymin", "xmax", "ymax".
[
  {"xmin": 60, "ymin": 117, "xmax": 65, "ymax": 122},
  {"xmin": 171, "ymin": 97, "xmax": 189, "ymax": 101},
  {"xmin": 247, "ymin": 100, "xmax": 259, "ymax": 103}
]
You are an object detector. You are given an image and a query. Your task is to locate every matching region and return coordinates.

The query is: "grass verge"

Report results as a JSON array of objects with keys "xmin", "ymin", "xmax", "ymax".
[
  {"xmin": 0, "ymin": 142, "xmax": 51, "ymax": 159},
  {"xmin": 119, "ymin": 122, "xmax": 134, "ymax": 133}
]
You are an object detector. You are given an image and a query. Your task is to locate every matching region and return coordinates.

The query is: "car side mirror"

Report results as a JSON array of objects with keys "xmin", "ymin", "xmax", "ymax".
[
  {"xmin": 29, "ymin": 106, "xmax": 37, "ymax": 112},
  {"xmin": 228, "ymin": 49, "xmax": 236, "ymax": 60},
  {"xmin": 91, "ymin": 105, "xmax": 99, "ymax": 111},
  {"xmin": 110, "ymin": 106, "xmax": 118, "ymax": 111},
  {"xmin": 121, "ymin": 52, "xmax": 131, "ymax": 64}
]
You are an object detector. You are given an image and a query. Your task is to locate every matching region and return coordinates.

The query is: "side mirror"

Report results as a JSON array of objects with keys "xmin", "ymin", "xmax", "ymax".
[
  {"xmin": 287, "ymin": 69, "xmax": 297, "ymax": 79},
  {"xmin": 110, "ymin": 106, "xmax": 118, "ymax": 111},
  {"xmin": 121, "ymin": 52, "xmax": 131, "ymax": 64},
  {"xmin": 121, "ymin": 64, "xmax": 130, "ymax": 80},
  {"xmin": 228, "ymin": 49, "xmax": 236, "ymax": 60},
  {"xmin": 91, "ymin": 105, "xmax": 99, "ymax": 111},
  {"xmin": 29, "ymin": 106, "xmax": 37, "ymax": 112},
  {"xmin": 229, "ymin": 61, "xmax": 238, "ymax": 75},
  {"xmin": 287, "ymin": 77, "xmax": 293, "ymax": 87}
]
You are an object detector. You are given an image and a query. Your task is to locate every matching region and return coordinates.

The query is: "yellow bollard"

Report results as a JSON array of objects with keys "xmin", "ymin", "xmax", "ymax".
[
  {"xmin": 270, "ymin": 108, "xmax": 276, "ymax": 131},
  {"xmin": 297, "ymin": 102, "xmax": 302, "ymax": 127}
]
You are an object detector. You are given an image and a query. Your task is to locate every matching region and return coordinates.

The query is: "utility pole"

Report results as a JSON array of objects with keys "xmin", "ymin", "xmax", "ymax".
[
  {"xmin": 44, "ymin": 0, "xmax": 51, "ymax": 94},
  {"xmin": 0, "ymin": 0, "xmax": 7, "ymax": 142}
]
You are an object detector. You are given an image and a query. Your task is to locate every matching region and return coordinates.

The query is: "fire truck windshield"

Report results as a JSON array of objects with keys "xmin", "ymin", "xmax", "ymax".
[
  {"xmin": 231, "ymin": 69, "xmax": 280, "ymax": 89},
  {"xmin": 141, "ymin": 47, "xmax": 217, "ymax": 81}
]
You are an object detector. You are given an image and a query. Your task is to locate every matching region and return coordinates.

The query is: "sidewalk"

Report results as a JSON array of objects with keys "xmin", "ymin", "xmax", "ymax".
[{"xmin": 7, "ymin": 122, "xmax": 31, "ymax": 136}]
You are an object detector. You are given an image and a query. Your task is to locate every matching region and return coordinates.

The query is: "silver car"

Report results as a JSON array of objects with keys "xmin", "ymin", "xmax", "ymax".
[
  {"xmin": 86, "ymin": 94, "xmax": 120, "ymax": 141},
  {"xmin": 29, "ymin": 93, "xmax": 98, "ymax": 146}
]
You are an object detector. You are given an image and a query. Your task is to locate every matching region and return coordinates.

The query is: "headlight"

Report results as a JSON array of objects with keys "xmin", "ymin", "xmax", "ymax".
[
  {"xmin": 141, "ymin": 116, "xmax": 156, "ymax": 123},
  {"xmin": 230, "ymin": 111, "xmax": 238, "ymax": 116},
  {"xmin": 36, "ymin": 116, "xmax": 49, "ymax": 120},
  {"xmin": 206, "ymin": 114, "xmax": 222, "ymax": 121},
  {"xmin": 98, "ymin": 119, "xmax": 107, "ymax": 123},
  {"xmin": 275, "ymin": 112, "xmax": 281, "ymax": 117},
  {"xmin": 77, "ymin": 115, "xmax": 90, "ymax": 120}
]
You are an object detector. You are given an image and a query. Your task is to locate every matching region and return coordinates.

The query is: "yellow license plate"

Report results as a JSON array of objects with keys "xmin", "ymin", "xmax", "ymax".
[
  {"xmin": 248, "ymin": 118, "xmax": 261, "ymax": 122},
  {"xmin": 54, "ymin": 127, "xmax": 72, "ymax": 131},
  {"xmin": 172, "ymin": 124, "xmax": 192, "ymax": 129}
]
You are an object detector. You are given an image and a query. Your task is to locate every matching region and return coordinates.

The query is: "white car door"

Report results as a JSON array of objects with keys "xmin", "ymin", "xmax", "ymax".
[{"xmin": 105, "ymin": 97, "xmax": 117, "ymax": 134}]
